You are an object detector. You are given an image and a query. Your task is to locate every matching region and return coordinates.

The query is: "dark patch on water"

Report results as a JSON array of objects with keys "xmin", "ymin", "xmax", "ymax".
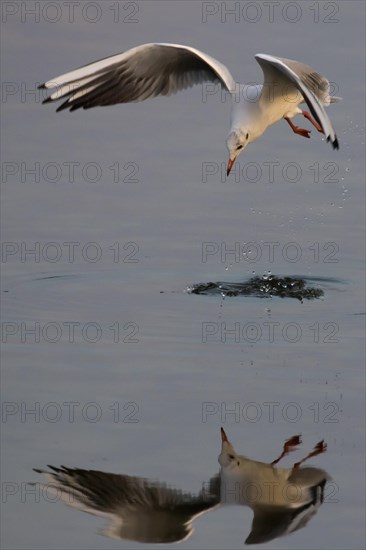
[
  {"xmin": 188, "ymin": 275, "xmax": 324, "ymax": 302},
  {"xmin": 32, "ymin": 274, "xmax": 76, "ymax": 281}
]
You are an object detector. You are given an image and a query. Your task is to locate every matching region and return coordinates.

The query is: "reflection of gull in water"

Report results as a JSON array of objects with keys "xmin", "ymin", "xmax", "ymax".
[
  {"xmin": 33, "ymin": 467, "xmax": 220, "ymax": 543},
  {"xmin": 33, "ymin": 428, "xmax": 329, "ymax": 545},
  {"xmin": 219, "ymin": 428, "xmax": 329, "ymax": 544},
  {"xmin": 39, "ymin": 43, "xmax": 340, "ymax": 175}
]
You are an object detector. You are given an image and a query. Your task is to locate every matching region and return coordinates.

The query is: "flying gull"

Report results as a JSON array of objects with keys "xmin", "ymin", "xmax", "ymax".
[
  {"xmin": 33, "ymin": 428, "xmax": 329, "ymax": 544},
  {"xmin": 39, "ymin": 43, "xmax": 340, "ymax": 175}
]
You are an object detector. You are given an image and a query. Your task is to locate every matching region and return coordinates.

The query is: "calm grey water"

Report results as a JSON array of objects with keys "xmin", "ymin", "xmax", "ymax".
[{"xmin": 2, "ymin": 1, "xmax": 365, "ymax": 549}]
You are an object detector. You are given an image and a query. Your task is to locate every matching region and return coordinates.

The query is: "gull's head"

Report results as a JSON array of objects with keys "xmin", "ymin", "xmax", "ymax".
[
  {"xmin": 226, "ymin": 129, "xmax": 249, "ymax": 176},
  {"xmin": 218, "ymin": 427, "xmax": 241, "ymax": 469}
]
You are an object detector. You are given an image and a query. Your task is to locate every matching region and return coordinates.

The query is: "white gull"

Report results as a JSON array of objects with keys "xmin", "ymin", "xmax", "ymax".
[
  {"xmin": 33, "ymin": 428, "xmax": 329, "ymax": 544},
  {"xmin": 219, "ymin": 427, "xmax": 329, "ymax": 543},
  {"xmin": 39, "ymin": 43, "xmax": 340, "ymax": 175}
]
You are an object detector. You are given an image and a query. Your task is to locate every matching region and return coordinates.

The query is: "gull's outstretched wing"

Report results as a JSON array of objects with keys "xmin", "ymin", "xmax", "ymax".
[
  {"xmin": 245, "ymin": 466, "xmax": 328, "ymax": 545},
  {"xmin": 39, "ymin": 43, "xmax": 236, "ymax": 112},
  {"xmin": 33, "ymin": 466, "xmax": 220, "ymax": 543},
  {"xmin": 255, "ymin": 53, "xmax": 339, "ymax": 149}
]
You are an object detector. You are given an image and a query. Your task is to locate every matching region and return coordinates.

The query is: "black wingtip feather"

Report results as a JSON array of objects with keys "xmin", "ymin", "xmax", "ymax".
[
  {"xmin": 38, "ymin": 83, "xmax": 46, "ymax": 90},
  {"xmin": 56, "ymin": 101, "xmax": 73, "ymax": 113},
  {"xmin": 42, "ymin": 97, "xmax": 53, "ymax": 105},
  {"xmin": 47, "ymin": 464, "xmax": 61, "ymax": 472},
  {"xmin": 326, "ymin": 135, "xmax": 339, "ymax": 150}
]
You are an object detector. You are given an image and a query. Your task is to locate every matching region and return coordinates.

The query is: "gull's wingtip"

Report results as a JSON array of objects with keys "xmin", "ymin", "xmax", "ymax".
[
  {"xmin": 56, "ymin": 103, "xmax": 69, "ymax": 113},
  {"xmin": 327, "ymin": 135, "xmax": 339, "ymax": 150},
  {"xmin": 41, "ymin": 93, "xmax": 70, "ymax": 110},
  {"xmin": 254, "ymin": 53, "xmax": 275, "ymax": 61}
]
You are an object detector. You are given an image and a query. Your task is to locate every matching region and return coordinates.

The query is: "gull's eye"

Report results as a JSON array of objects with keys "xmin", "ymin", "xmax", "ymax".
[
  {"xmin": 236, "ymin": 145, "xmax": 243, "ymax": 151},
  {"xmin": 246, "ymin": 133, "xmax": 249, "ymax": 139},
  {"xmin": 228, "ymin": 454, "xmax": 235, "ymax": 460}
]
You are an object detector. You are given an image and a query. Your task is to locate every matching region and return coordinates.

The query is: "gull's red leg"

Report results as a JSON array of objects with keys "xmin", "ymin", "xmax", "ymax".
[
  {"xmin": 293, "ymin": 440, "xmax": 327, "ymax": 469},
  {"xmin": 301, "ymin": 110, "xmax": 324, "ymax": 134},
  {"xmin": 285, "ymin": 117, "xmax": 311, "ymax": 139},
  {"xmin": 271, "ymin": 435, "xmax": 302, "ymax": 466}
]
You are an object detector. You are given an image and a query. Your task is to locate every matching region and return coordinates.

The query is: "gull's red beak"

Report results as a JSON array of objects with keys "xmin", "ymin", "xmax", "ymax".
[
  {"xmin": 226, "ymin": 157, "xmax": 235, "ymax": 176},
  {"xmin": 221, "ymin": 427, "xmax": 228, "ymax": 443}
]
